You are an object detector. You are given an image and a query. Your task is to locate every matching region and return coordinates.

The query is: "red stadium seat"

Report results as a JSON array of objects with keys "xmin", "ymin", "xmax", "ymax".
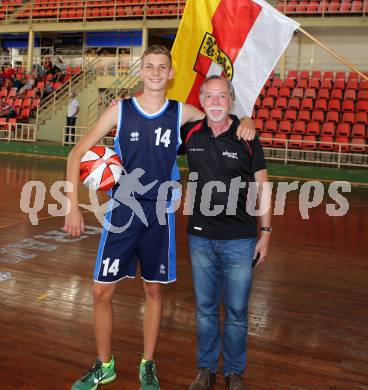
[
  {"xmin": 288, "ymin": 98, "xmax": 300, "ymax": 110},
  {"xmin": 301, "ymin": 98, "xmax": 313, "ymax": 110},
  {"xmin": 254, "ymin": 97, "xmax": 261, "ymax": 108},
  {"xmin": 300, "ymin": 70, "xmax": 310, "ymax": 79},
  {"xmin": 342, "ymin": 100, "xmax": 355, "ymax": 112},
  {"xmin": 356, "ymin": 100, "xmax": 368, "ymax": 112},
  {"xmin": 0, "ymin": 88, "xmax": 8, "ymax": 98},
  {"xmin": 304, "ymin": 88, "xmax": 316, "ymax": 99},
  {"xmin": 355, "ymin": 112, "xmax": 368, "ymax": 124},
  {"xmin": 257, "ymin": 108, "xmax": 269, "ymax": 121},
  {"xmin": 321, "ymin": 79, "xmax": 332, "ymax": 90},
  {"xmin": 284, "ymin": 109, "xmax": 297, "ymax": 122},
  {"xmin": 342, "ymin": 112, "xmax": 355, "ymax": 124},
  {"xmin": 328, "ymin": 99, "xmax": 341, "ymax": 111},
  {"xmin": 265, "ymin": 120, "xmax": 278, "ymax": 133},
  {"xmin": 350, "ymin": 138, "xmax": 366, "ymax": 153},
  {"xmin": 283, "ymin": 79, "xmax": 295, "ymax": 89},
  {"xmin": 344, "ymin": 89, "xmax": 357, "ymax": 100},
  {"xmin": 326, "ymin": 111, "xmax": 339, "ymax": 123},
  {"xmin": 306, "ymin": 122, "xmax": 320, "ymax": 136},
  {"xmin": 267, "ymin": 87, "xmax": 278, "ymax": 98},
  {"xmin": 288, "ymin": 70, "xmax": 298, "ymax": 79},
  {"xmin": 334, "ymin": 79, "xmax": 345, "ymax": 90},
  {"xmin": 254, "ymin": 119, "xmax": 264, "ymax": 132},
  {"xmin": 321, "ymin": 122, "xmax": 335, "ymax": 136},
  {"xmin": 323, "ymin": 71, "xmax": 334, "ymax": 80},
  {"xmin": 289, "ymin": 134, "xmax": 303, "ymax": 149},
  {"xmin": 311, "ymin": 111, "xmax": 325, "ymax": 123},
  {"xmin": 311, "ymin": 71, "xmax": 321, "ymax": 80},
  {"xmin": 272, "ymin": 78, "xmax": 283, "ymax": 88},
  {"xmin": 330, "ymin": 89, "xmax": 343, "ymax": 100},
  {"xmin": 319, "ymin": 136, "xmax": 334, "ymax": 151},
  {"xmin": 340, "ymin": 3, "xmax": 351, "ymax": 12},
  {"xmin": 334, "ymin": 137, "xmax": 350, "ymax": 153},
  {"xmin": 262, "ymin": 97, "xmax": 274, "ymax": 108},
  {"xmin": 336, "ymin": 123, "xmax": 351, "ymax": 137},
  {"xmin": 351, "ymin": 124, "xmax": 366, "ymax": 138},
  {"xmin": 335, "ymin": 71, "xmax": 346, "ymax": 81},
  {"xmin": 359, "ymin": 80, "xmax": 368, "ymax": 91},
  {"xmin": 292, "ymin": 88, "xmax": 304, "ymax": 99},
  {"xmin": 19, "ymin": 108, "xmax": 30, "ymax": 121},
  {"xmin": 302, "ymin": 135, "xmax": 317, "ymax": 150},
  {"xmin": 270, "ymin": 108, "xmax": 282, "ymax": 121},
  {"xmin": 347, "ymin": 80, "xmax": 359, "ymax": 90},
  {"xmin": 279, "ymin": 87, "xmax": 291, "ymax": 98},
  {"xmin": 298, "ymin": 110, "xmax": 311, "ymax": 122},
  {"xmin": 357, "ymin": 90, "xmax": 368, "ymax": 101},
  {"xmin": 259, "ymin": 132, "xmax": 273, "ymax": 147},
  {"xmin": 315, "ymin": 99, "xmax": 327, "ymax": 111},
  {"xmin": 351, "ymin": 1, "xmax": 363, "ymax": 12},
  {"xmin": 296, "ymin": 79, "xmax": 308, "ymax": 89},
  {"xmin": 348, "ymin": 72, "xmax": 359, "ymax": 81},
  {"xmin": 275, "ymin": 97, "xmax": 288, "ymax": 109},
  {"xmin": 279, "ymin": 120, "xmax": 292, "ymax": 134},
  {"xmin": 273, "ymin": 133, "xmax": 287, "ymax": 148},
  {"xmin": 293, "ymin": 121, "xmax": 306, "ymax": 135},
  {"xmin": 317, "ymin": 89, "xmax": 330, "ymax": 100}
]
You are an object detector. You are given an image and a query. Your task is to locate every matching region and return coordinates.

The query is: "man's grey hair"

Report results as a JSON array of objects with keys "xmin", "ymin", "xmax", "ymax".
[{"xmin": 199, "ymin": 75, "xmax": 236, "ymax": 105}]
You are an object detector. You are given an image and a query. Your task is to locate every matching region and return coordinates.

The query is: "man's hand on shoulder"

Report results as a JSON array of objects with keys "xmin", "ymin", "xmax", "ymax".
[{"xmin": 236, "ymin": 116, "xmax": 256, "ymax": 141}]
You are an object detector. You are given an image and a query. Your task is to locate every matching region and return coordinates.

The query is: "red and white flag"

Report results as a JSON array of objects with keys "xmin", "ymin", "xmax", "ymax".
[{"xmin": 168, "ymin": 0, "xmax": 300, "ymax": 117}]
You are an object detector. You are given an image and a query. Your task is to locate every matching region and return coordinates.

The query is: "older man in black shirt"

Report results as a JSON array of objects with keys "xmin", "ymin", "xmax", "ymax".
[{"xmin": 183, "ymin": 75, "xmax": 272, "ymax": 390}]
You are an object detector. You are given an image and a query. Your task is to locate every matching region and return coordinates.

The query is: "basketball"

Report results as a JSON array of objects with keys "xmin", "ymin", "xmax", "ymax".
[{"xmin": 80, "ymin": 146, "xmax": 123, "ymax": 191}]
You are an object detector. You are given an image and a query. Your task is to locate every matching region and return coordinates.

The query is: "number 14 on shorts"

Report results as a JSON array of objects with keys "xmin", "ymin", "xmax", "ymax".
[{"xmin": 102, "ymin": 258, "xmax": 120, "ymax": 276}]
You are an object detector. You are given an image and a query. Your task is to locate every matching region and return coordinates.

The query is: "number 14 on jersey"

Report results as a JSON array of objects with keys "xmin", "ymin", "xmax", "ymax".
[{"xmin": 154, "ymin": 127, "xmax": 171, "ymax": 148}]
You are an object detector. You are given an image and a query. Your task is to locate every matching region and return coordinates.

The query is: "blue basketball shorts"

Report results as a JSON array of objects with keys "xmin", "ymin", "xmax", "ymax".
[{"xmin": 94, "ymin": 198, "xmax": 176, "ymax": 284}]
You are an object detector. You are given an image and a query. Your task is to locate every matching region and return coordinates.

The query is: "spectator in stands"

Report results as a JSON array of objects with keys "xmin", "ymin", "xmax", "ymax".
[
  {"xmin": 32, "ymin": 63, "xmax": 45, "ymax": 79},
  {"xmin": 13, "ymin": 77, "xmax": 24, "ymax": 92},
  {"xmin": 44, "ymin": 57, "xmax": 53, "ymax": 74},
  {"xmin": 0, "ymin": 99, "xmax": 16, "ymax": 119},
  {"xmin": 54, "ymin": 56, "xmax": 66, "ymax": 72},
  {"xmin": 18, "ymin": 76, "xmax": 35, "ymax": 97},
  {"xmin": 65, "ymin": 92, "xmax": 79, "ymax": 143},
  {"xmin": 51, "ymin": 65, "xmax": 64, "ymax": 82},
  {"xmin": 1, "ymin": 66, "xmax": 15, "ymax": 89},
  {"xmin": 41, "ymin": 80, "xmax": 54, "ymax": 100}
]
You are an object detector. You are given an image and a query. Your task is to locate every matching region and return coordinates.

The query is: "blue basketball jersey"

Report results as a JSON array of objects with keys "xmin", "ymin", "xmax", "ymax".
[{"xmin": 113, "ymin": 97, "xmax": 182, "ymax": 200}]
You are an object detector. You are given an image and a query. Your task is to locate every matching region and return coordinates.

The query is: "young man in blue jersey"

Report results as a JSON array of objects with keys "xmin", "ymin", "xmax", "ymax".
[{"xmin": 64, "ymin": 45, "xmax": 255, "ymax": 390}]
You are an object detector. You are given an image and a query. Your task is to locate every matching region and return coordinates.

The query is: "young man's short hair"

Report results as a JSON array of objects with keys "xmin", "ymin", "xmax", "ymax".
[{"xmin": 141, "ymin": 45, "xmax": 172, "ymax": 67}]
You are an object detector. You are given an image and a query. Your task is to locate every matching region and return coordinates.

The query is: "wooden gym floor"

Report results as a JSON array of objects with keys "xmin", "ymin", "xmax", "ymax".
[{"xmin": 0, "ymin": 156, "xmax": 367, "ymax": 390}]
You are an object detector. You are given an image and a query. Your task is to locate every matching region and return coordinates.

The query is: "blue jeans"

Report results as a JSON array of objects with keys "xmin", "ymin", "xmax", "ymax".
[{"xmin": 189, "ymin": 234, "xmax": 257, "ymax": 376}]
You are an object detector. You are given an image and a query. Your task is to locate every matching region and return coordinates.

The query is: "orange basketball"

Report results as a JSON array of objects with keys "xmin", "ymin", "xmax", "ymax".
[{"xmin": 80, "ymin": 146, "xmax": 123, "ymax": 191}]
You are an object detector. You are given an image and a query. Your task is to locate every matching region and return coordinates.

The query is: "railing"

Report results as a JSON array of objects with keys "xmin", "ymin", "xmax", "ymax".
[
  {"xmin": 276, "ymin": 0, "xmax": 367, "ymax": 17},
  {"xmin": 0, "ymin": 122, "xmax": 37, "ymax": 142},
  {"xmin": 63, "ymin": 125, "xmax": 115, "ymax": 146},
  {"xmin": 35, "ymin": 55, "xmax": 101, "ymax": 126},
  {"xmin": 260, "ymin": 137, "xmax": 368, "ymax": 168},
  {"xmin": 0, "ymin": 0, "xmax": 186, "ymax": 25},
  {"xmin": 61, "ymin": 127, "xmax": 368, "ymax": 169},
  {"xmin": 87, "ymin": 57, "xmax": 141, "ymax": 126}
]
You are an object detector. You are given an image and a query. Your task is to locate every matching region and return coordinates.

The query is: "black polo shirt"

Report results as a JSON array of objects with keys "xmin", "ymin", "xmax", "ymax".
[{"xmin": 181, "ymin": 115, "xmax": 266, "ymax": 240}]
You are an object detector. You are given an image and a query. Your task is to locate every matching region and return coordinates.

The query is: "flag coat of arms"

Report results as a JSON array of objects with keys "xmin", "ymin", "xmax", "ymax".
[{"xmin": 168, "ymin": 0, "xmax": 300, "ymax": 118}]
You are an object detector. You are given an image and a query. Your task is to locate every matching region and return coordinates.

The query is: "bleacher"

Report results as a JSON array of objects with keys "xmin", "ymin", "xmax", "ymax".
[
  {"xmin": 253, "ymin": 70, "xmax": 367, "ymax": 162},
  {"xmin": 0, "ymin": 0, "xmax": 186, "ymax": 22},
  {"xmin": 0, "ymin": 65, "xmax": 81, "ymax": 123},
  {"xmin": 276, "ymin": 0, "xmax": 367, "ymax": 15}
]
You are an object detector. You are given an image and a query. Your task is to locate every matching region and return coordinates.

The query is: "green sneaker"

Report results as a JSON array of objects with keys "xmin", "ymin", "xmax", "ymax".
[
  {"xmin": 71, "ymin": 358, "xmax": 117, "ymax": 390},
  {"xmin": 139, "ymin": 360, "xmax": 160, "ymax": 390}
]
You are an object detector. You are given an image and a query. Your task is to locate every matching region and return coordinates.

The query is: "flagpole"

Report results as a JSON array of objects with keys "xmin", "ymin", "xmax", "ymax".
[{"xmin": 298, "ymin": 27, "xmax": 368, "ymax": 82}]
